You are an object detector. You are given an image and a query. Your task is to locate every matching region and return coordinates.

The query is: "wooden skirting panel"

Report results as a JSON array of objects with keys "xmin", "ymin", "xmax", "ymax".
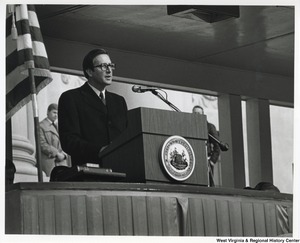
[{"xmin": 5, "ymin": 182, "xmax": 293, "ymax": 236}]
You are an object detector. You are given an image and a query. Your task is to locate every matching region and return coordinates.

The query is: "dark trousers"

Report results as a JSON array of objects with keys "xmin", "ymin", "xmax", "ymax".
[{"xmin": 208, "ymin": 162, "xmax": 215, "ymax": 187}]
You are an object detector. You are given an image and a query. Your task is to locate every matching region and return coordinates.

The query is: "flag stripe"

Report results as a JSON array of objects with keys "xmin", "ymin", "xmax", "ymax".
[
  {"xmin": 6, "ymin": 4, "xmax": 52, "ymax": 121},
  {"xmin": 6, "ymin": 15, "xmax": 12, "ymax": 38},
  {"xmin": 32, "ymin": 41, "xmax": 47, "ymax": 57},
  {"xmin": 16, "ymin": 20, "xmax": 44, "ymax": 42},
  {"xmin": 6, "ymin": 48, "xmax": 49, "ymax": 75},
  {"xmin": 6, "ymin": 66, "xmax": 25, "ymax": 94},
  {"xmin": 6, "ymin": 75, "xmax": 47, "ymax": 120},
  {"xmin": 17, "ymin": 50, "xmax": 49, "ymax": 69},
  {"xmin": 28, "ymin": 8, "xmax": 40, "ymax": 28},
  {"xmin": 6, "ymin": 48, "xmax": 18, "ymax": 74},
  {"xmin": 15, "ymin": 5, "xmax": 40, "ymax": 28},
  {"xmin": 6, "ymin": 77, "xmax": 30, "ymax": 112},
  {"xmin": 17, "ymin": 33, "xmax": 33, "ymax": 49},
  {"xmin": 6, "ymin": 64, "xmax": 51, "ymax": 95},
  {"xmin": 16, "ymin": 19, "xmax": 31, "ymax": 35},
  {"xmin": 15, "ymin": 4, "xmax": 28, "ymax": 22},
  {"xmin": 6, "ymin": 35, "xmax": 17, "ymax": 56}
]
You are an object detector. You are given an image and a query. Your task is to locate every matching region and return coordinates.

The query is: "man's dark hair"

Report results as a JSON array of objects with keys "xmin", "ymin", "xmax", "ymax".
[
  {"xmin": 254, "ymin": 182, "xmax": 280, "ymax": 193},
  {"xmin": 47, "ymin": 103, "xmax": 58, "ymax": 112},
  {"xmin": 82, "ymin": 48, "xmax": 109, "ymax": 79}
]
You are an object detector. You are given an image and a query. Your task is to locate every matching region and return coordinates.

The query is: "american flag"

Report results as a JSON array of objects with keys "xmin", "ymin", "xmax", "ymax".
[{"xmin": 6, "ymin": 4, "xmax": 52, "ymax": 121}]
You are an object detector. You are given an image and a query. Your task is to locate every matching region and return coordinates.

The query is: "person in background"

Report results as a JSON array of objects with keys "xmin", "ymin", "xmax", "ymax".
[
  {"xmin": 58, "ymin": 48, "xmax": 128, "ymax": 167},
  {"xmin": 254, "ymin": 181, "xmax": 280, "ymax": 192},
  {"xmin": 39, "ymin": 103, "xmax": 69, "ymax": 176},
  {"xmin": 193, "ymin": 105, "xmax": 221, "ymax": 187},
  {"xmin": 252, "ymin": 182, "xmax": 290, "ymax": 235},
  {"xmin": 243, "ymin": 182, "xmax": 280, "ymax": 192}
]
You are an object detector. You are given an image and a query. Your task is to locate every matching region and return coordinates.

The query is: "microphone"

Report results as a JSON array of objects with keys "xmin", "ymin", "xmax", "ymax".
[
  {"xmin": 219, "ymin": 142, "xmax": 229, "ymax": 152},
  {"xmin": 208, "ymin": 133, "xmax": 229, "ymax": 151},
  {"xmin": 132, "ymin": 85, "xmax": 158, "ymax": 93}
]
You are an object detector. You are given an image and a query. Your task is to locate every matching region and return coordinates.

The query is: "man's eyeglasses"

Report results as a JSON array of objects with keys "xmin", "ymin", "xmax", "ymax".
[{"xmin": 93, "ymin": 63, "xmax": 116, "ymax": 72}]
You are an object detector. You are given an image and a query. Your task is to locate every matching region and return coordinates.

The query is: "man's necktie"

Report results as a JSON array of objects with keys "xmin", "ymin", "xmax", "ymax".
[{"xmin": 100, "ymin": 92, "xmax": 106, "ymax": 105}]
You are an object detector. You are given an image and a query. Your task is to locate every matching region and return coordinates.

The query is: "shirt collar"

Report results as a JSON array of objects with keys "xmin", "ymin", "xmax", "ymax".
[
  {"xmin": 46, "ymin": 118, "xmax": 54, "ymax": 124},
  {"xmin": 87, "ymin": 82, "xmax": 106, "ymax": 98}
]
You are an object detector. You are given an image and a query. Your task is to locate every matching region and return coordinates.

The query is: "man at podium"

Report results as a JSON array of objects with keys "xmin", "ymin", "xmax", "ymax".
[{"xmin": 58, "ymin": 48, "xmax": 128, "ymax": 167}]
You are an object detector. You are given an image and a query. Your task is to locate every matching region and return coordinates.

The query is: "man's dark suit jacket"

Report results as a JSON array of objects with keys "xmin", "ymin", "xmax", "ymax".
[
  {"xmin": 207, "ymin": 122, "xmax": 220, "ymax": 164},
  {"xmin": 58, "ymin": 82, "xmax": 128, "ymax": 166}
]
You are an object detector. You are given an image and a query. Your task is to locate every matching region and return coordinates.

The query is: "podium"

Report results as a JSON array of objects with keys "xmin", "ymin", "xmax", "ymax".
[{"xmin": 100, "ymin": 107, "xmax": 208, "ymax": 185}]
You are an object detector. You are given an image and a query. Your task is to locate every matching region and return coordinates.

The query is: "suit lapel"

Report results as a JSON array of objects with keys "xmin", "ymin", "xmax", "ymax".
[
  {"xmin": 106, "ymin": 91, "xmax": 120, "ymax": 113},
  {"xmin": 80, "ymin": 82, "xmax": 107, "ymax": 113},
  {"xmin": 43, "ymin": 119, "xmax": 59, "ymax": 137},
  {"xmin": 105, "ymin": 91, "xmax": 113, "ymax": 108}
]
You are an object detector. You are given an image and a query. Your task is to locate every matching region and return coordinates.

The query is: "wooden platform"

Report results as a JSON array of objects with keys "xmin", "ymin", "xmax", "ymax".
[{"xmin": 5, "ymin": 182, "xmax": 293, "ymax": 236}]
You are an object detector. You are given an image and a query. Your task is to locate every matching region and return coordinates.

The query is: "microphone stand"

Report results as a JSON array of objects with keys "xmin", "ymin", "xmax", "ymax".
[
  {"xmin": 208, "ymin": 134, "xmax": 229, "ymax": 152},
  {"xmin": 151, "ymin": 90, "xmax": 181, "ymax": 112},
  {"xmin": 151, "ymin": 90, "xmax": 229, "ymax": 151}
]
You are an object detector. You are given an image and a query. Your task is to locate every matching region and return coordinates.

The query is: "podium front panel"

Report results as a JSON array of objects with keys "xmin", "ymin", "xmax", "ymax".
[{"xmin": 101, "ymin": 107, "xmax": 209, "ymax": 185}]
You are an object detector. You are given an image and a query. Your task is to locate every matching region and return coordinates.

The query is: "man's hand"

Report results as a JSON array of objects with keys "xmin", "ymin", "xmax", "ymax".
[{"xmin": 55, "ymin": 152, "xmax": 66, "ymax": 162}]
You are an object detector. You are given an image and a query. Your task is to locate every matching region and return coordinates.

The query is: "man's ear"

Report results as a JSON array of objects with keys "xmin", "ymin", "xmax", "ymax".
[{"xmin": 86, "ymin": 68, "xmax": 93, "ymax": 77}]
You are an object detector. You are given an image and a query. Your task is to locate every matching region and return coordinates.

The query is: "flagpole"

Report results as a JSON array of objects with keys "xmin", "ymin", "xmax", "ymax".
[
  {"xmin": 7, "ymin": 4, "xmax": 53, "ymax": 182},
  {"xmin": 29, "ymin": 68, "xmax": 43, "ymax": 182},
  {"xmin": 6, "ymin": 119, "xmax": 16, "ymax": 190}
]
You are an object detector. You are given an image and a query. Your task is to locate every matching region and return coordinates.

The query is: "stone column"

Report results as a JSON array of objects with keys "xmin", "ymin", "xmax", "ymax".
[
  {"xmin": 246, "ymin": 98, "xmax": 273, "ymax": 187},
  {"xmin": 218, "ymin": 94, "xmax": 245, "ymax": 188},
  {"xmin": 11, "ymin": 103, "xmax": 48, "ymax": 182}
]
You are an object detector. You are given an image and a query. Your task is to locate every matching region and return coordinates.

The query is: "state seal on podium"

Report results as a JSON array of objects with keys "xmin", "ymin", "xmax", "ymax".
[{"xmin": 160, "ymin": 135, "xmax": 195, "ymax": 181}]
